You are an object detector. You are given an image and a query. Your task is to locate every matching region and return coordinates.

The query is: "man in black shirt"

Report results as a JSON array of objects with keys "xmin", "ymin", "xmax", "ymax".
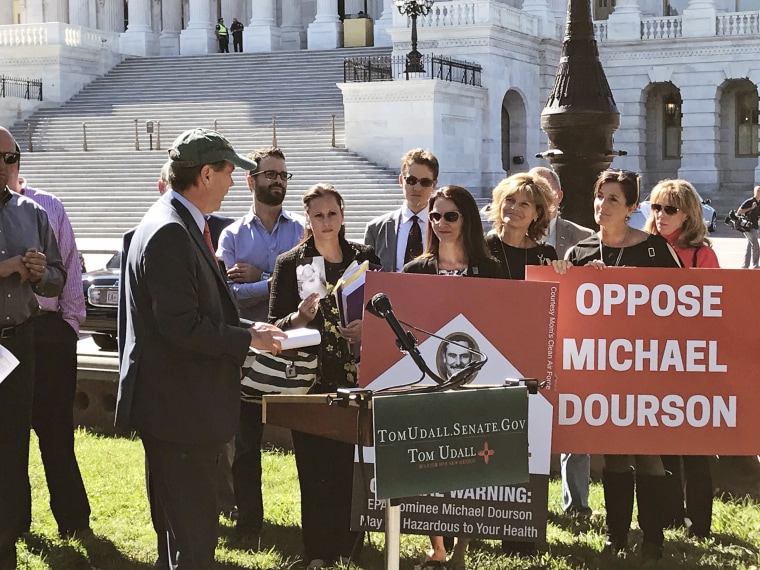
[
  {"xmin": 0, "ymin": 127, "xmax": 65, "ymax": 569},
  {"xmin": 737, "ymin": 185, "xmax": 760, "ymax": 269},
  {"xmin": 231, "ymin": 18, "xmax": 244, "ymax": 52}
]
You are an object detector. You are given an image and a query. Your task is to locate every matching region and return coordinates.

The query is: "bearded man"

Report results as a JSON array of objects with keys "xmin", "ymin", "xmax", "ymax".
[{"xmin": 217, "ymin": 146, "xmax": 305, "ymax": 538}]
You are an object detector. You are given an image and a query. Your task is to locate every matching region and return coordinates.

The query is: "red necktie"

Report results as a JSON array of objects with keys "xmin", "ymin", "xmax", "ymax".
[{"xmin": 203, "ymin": 221, "xmax": 216, "ymax": 257}]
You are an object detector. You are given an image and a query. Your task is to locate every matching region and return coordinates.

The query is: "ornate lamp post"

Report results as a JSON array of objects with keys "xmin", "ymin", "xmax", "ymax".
[
  {"xmin": 539, "ymin": 0, "xmax": 622, "ymax": 229},
  {"xmin": 395, "ymin": 0, "xmax": 434, "ymax": 73}
]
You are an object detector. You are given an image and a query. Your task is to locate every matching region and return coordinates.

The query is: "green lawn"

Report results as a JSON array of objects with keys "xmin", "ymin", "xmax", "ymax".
[{"xmin": 17, "ymin": 429, "xmax": 760, "ymax": 569}]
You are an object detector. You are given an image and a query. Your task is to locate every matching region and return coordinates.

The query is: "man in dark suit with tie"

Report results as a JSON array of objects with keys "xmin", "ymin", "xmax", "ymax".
[
  {"xmin": 364, "ymin": 148, "xmax": 438, "ymax": 271},
  {"xmin": 116, "ymin": 128, "xmax": 285, "ymax": 569}
]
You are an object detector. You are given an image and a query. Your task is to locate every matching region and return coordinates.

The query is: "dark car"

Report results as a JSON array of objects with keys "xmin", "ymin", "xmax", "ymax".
[{"xmin": 81, "ymin": 251, "xmax": 120, "ymax": 351}]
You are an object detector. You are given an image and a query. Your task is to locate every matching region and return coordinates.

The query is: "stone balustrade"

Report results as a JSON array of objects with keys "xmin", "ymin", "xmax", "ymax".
[
  {"xmin": 0, "ymin": 23, "xmax": 119, "ymax": 50},
  {"xmin": 641, "ymin": 16, "xmax": 683, "ymax": 40},
  {"xmin": 716, "ymin": 11, "xmax": 760, "ymax": 36},
  {"xmin": 412, "ymin": 0, "xmax": 544, "ymax": 39}
]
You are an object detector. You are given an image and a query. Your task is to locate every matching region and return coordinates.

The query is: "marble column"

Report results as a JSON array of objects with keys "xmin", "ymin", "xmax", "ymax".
[
  {"xmin": 25, "ymin": 0, "xmax": 45, "ymax": 23},
  {"xmin": 677, "ymin": 83, "xmax": 720, "ymax": 193},
  {"xmin": 101, "ymin": 0, "xmax": 126, "ymax": 33},
  {"xmin": 0, "ymin": 1, "xmax": 14, "ymax": 25},
  {"xmin": 121, "ymin": 0, "xmax": 159, "ymax": 56},
  {"xmin": 374, "ymin": 0, "xmax": 393, "ymax": 47},
  {"xmin": 180, "ymin": 0, "xmax": 217, "ymax": 55},
  {"xmin": 221, "ymin": 0, "xmax": 246, "ymax": 21},
  {"xmin": 606, "ymin": 0, "xmax": 642, "ymax": 41},
  {"xmin": 245, "ymin": 0, "xmax": 281, "ymax": 52},
  {"xmin": 46, "ymin": 0, "xmax": 69, "ymax": 22},
  {"xmin": 307, "ymin": 0, "xmax": 343, "ymax": 49},
  {"xmin": 161, "ymin": 0, "xmax": 183, "ymax": 55},
  {"xmin": 521, "ymin": 0, "xmax": 556, "ymax": 38},
  {"xmin": 682, "ymin": 0, "xmax": 717, "ymax": 37},
  {"xmin": 280, "ymin": 0, "xmax": 303, "ymax": 50},
  {"xmin": 345, "ymin": 0, "xmax": 363, "ymax": 17},
  {"xmin": 69, "ymin": 0, "xmax": 90, "ymax": 27}
]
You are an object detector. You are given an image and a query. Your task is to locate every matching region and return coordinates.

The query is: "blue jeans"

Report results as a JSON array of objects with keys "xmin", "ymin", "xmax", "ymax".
[{"xmin": 561, "ymin": 453, "xmax": 591, "ymax": 513}]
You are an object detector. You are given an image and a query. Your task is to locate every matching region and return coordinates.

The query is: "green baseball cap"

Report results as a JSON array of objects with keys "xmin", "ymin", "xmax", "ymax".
[{"xmin": 168, "ymin": 128, "xmax": 257, "ymax": 171}]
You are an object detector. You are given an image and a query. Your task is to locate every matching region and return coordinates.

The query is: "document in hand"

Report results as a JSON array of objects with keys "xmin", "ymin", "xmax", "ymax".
[
  {"xmin": 280, "ymin": 328, "xmax": 322, "ymax": 351},
  {"xmin": 333, "ymin": 260, "xmax": 380, "ymax": 327}
]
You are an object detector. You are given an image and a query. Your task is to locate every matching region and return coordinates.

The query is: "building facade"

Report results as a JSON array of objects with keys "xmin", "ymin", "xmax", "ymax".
[{"xmin": 0, "ymin": 0, "xmax": 758, "ymax": 198}]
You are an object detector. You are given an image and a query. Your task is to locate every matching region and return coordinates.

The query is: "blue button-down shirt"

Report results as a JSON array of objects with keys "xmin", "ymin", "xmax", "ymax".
[{"xmin": 217, "ymin": 207, "xmax": 305, "ymax": 321}]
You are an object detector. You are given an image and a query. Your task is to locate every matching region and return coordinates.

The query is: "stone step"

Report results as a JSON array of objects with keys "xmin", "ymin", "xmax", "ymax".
[{"xmin": 11, "ymin": 46, "xmax": 400, "ymax": 243}]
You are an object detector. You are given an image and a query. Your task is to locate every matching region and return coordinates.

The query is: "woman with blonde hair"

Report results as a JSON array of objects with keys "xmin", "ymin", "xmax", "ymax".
[
  {"xmin": 644, "ymin": 178, "xmax": 719, "ymax": 269},
  {"xmin": 644, "ymin": 179, "xmax": 718, "ymax": 539},
  {"xmin": 486, "ymin": 173, "xmax": 558, "ymax": 280}
]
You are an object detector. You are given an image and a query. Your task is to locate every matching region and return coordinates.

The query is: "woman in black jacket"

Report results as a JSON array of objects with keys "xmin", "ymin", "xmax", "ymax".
[
  {"xmin": 268, "ymin": 183, "xmax": 379, "ymax": 570},
  {"xmin": 403, "ymin": 185, "xmax": 500, "ymax": 570},
  {"xmin": 404, "ymin": 185, "xmax": 502, "ymax": 278}
]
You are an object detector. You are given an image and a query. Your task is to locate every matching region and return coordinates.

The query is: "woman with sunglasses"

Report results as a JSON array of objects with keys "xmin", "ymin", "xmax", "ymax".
[
  {"xmin": 644, "ymin": 179, "xmax": 718, "ymax": 540},
  {"xmin": 485, "ymin": 173, "xmax": 558, "ymax": 281},
  {"xmin": 551, "ymin": 169, "xmax": 681, "ymax": 561},
  {"xmin": 403, "ymin": 185, "xmax": 502, "ymax": 279},
  {"xmin": 402, "ymin": 185, "xmax": 500, "ymax": 570}
]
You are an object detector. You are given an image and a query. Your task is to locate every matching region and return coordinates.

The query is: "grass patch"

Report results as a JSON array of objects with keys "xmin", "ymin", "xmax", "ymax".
[{"xmin": 17, "ymin": 429, "xmax": 760, "ymax": 568}]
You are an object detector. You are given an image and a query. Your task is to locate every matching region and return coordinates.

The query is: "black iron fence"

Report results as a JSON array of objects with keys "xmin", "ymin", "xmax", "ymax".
[
  {"xmin": 0, "ymin": 76, "xmax": 43, "ymax": 101},
  {"xmin": 344, "ymin": 55, "xmax": 482, "ymax": 86}
]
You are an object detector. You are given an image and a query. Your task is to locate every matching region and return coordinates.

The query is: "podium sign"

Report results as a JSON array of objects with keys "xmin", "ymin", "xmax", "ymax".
[{"xmin": 373, "ymin": 387, "xmax": 528, "ymax": 500}]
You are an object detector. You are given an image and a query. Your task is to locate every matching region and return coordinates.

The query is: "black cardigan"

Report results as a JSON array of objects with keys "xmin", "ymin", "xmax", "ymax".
[{"xmin": 402, "ymin": 255, "xmax": 505, "ymax": 278}]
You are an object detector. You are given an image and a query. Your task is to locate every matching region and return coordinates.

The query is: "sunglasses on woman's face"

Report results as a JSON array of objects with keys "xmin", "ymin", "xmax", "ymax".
[
  {"xmin": 651, "ymin": 203, "xmax": 679, "ymax": 216},
  {"xmin": 430, "ymin": 211, "xmax": 462, "ymax": 223}
]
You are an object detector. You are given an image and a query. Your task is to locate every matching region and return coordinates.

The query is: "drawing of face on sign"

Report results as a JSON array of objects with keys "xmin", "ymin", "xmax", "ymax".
[{"xmin": 437, "ymin": 332, "xmax": 481, "ymax": 381}]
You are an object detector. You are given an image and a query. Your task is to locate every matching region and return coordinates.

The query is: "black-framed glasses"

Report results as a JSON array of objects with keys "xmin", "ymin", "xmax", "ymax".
[
  {"xmin": 403, "ymin": 175, "xmax": 435, "ymax": 188},
  {"xmin": 430, "ymin": 211, "xmax": 462, "ymax": 223},
  {"xmin": 0, "ymin": 152, "xmax": 20, "ymax": 165},
  {"xmin": 250, "ymin": 170, "xmax": 292, "ymax": 181},
  {"xmin": 651, "ymin": 203, "xmax": 679, "ymax": 216}
]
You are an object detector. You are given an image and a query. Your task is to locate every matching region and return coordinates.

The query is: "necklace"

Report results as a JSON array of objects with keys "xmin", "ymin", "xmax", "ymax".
[
  {"xmin": 599, "ymin": 227, "xmax": 628, "ymax": 267},
  {"xmin": 499, "ymin": 237, "xmax": 529, "ymax": 280}
]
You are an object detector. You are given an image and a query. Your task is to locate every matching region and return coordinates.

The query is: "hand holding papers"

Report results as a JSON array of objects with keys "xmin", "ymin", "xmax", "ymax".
[
  {"xmin": 0, "ymin": 343, "xmax": 20, "ymax": 385},
  {"xmin": 333, "ymin": 260, "xmax": 381, "ymax": 327}
]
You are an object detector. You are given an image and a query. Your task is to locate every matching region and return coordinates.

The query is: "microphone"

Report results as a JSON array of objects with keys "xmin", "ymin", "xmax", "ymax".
[{"xmin": 365, "ymin": 293, "xmax": 443, "ymax": 383}]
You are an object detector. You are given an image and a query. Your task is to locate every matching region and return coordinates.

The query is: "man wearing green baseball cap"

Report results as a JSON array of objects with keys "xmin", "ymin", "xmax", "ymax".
[{"xmin": 116, "ymin": 128, "xmax": 285, "ymax": 568}]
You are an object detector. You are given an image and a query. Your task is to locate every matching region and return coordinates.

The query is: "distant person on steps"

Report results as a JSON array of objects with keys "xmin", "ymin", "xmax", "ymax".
[{"xmin": 231, "ymin": 18, "xmax": 244, "ymax": 52}]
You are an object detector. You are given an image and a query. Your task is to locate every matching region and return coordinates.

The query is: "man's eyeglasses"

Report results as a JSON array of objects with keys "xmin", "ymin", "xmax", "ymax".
[
  {"xmin": 0, "ymin": 152, "xmax": 20, "ymax": 165},
  {"xmin": 651, "ymin": 203, "xmax": 679, "ymax": 216},
  {"xmin": 250, "ymin": 170, "xmax": 292, "ymax": 181},
  {"xmin": 430, "ymin": 211, "xmax": 462, "ymax": 223},
  {"xmin": 403, "ymin": 175, "xmax": 435, "ymax": 188}
]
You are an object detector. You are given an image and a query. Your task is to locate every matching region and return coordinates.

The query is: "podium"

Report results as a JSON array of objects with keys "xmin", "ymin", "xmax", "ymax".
[
  {"xmin": 263, "ymin": 387, "xmax": 530, "ymax": 570},
  {"xmin": 262, "ymin": 394, "xmax": 406, "ymax": 568},
  {"xmin": 263, "ymin": 394, "xmax": 373, "ymax": 446}
]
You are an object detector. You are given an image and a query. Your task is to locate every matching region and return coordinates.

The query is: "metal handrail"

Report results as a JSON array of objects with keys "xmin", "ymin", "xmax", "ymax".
[
  {"xmin": 343, "ymin": 54, "xmax": 482, "ymax": 86},
  {"xmin": 0, "ymin": 75, "xmax": 42, "ymax": 101}
]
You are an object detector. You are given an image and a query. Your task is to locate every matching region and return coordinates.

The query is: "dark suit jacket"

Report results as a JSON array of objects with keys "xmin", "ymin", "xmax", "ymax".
[
  {"xmin": 402, "ymin": 255, "xmax": 505, "ymax": 278},
  {"xmin": 115, "ymin": 193, "xmax": 251, "ymax": 445},
  {"xmin": 554, "ymin": 216, "xmax": 594, "ymax": 259},
  {"xmin": 117, "ymin": 213, "xmax": 234, "ymax": 361},
  {"xmin": 364, "ymin": 209, "xmax": 402, "ymax": 272},
  {"xmin": 206, "ymin": 213, "xmax": 233, "ymax": 250}
]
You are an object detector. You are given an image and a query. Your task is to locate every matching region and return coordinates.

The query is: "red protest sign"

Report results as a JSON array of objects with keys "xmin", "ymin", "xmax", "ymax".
[{"xmin": 528, "ymin": 266, "xmax": 758, "ymax": 455}]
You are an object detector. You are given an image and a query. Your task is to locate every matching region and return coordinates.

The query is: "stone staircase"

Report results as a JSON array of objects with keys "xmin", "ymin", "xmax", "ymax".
[{"xmin": 9, "ymin": 47, "xmax": 401, "ymax": 242}]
